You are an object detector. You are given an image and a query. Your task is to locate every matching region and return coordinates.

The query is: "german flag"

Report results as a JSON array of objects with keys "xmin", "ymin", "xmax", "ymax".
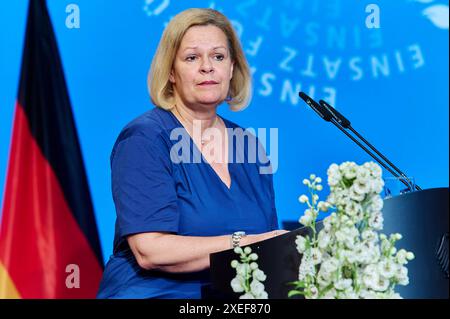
[{"xmin": 0, "ymin": 0, "xmax": 103, "ymax": 298}]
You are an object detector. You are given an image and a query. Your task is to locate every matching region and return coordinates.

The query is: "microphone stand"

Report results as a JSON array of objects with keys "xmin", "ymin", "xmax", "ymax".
[
  {"xmin": 319, "ymin": 100, "xmax": 421, "ymax": 191},
  {"xmin": 330, "ymin": 118, "xmax": 419, "ymax": 192}
]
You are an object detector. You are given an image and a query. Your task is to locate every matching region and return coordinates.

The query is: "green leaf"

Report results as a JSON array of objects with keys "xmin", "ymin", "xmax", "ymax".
[
  {"xmin": 286, "ymin": 281, "xmax": 299, "ymax": 286},
  {"xmin": 288, "ymin": 290, "xmax": 305, "ymax": 298},
  {"xmin": 287, "ymin": 280, "xmax": 307, "ymax": 287}
]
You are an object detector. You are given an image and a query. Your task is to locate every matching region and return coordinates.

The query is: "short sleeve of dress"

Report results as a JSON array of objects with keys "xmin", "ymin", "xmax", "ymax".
[{"xmin": 111, "ymin": 134, "xmax": 179, "ymax": 239}]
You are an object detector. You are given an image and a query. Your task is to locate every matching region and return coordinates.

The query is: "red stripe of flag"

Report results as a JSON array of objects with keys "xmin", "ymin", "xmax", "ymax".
[{"xmin": 0, "ymin": 104, "xmax": 103, "ymax": 298}]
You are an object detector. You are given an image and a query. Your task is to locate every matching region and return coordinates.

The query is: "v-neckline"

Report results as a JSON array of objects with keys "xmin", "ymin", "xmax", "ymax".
[{"xmin": 168, "ymin": 109, "xmax": 233, "ymax": 191}]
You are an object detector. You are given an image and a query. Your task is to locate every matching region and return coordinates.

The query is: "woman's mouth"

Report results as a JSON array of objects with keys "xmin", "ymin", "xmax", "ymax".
[{"xmin": 198, "ymin": 81, "xmax": 218, "ymax": 86}]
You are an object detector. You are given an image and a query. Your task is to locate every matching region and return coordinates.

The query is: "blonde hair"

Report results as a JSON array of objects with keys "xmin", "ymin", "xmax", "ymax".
[{"xmin": 148, "ymin": 8, "xmax": 252, "ymax": 111}]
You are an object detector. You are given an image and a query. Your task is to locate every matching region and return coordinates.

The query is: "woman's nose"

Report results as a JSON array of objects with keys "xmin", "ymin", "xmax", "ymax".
[{"xmin": 200, "ymin": 58, "xmax": 214, "ymax": 73}]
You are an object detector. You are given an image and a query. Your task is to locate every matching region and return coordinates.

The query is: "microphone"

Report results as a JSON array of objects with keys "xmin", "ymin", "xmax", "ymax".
[
  {"xmin": 298, "ymin": 92, "xmax": 333, "ymax": 122},
  {"xmin": 318, "ymin": 100, "xmax": 350, "ymax": 128},
  {"xmin": 319, "ymin": 99, "xmax": 421, "ymax": 191},
  {"xmin": 298, "ymin": 92, "xmax": 420, "ymax": 192}
]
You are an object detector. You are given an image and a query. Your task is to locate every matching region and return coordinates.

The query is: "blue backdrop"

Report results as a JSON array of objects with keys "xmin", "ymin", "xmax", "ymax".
[{"xmin": 0, "ymin": 0, "xmax": 448, "ymax": 264}]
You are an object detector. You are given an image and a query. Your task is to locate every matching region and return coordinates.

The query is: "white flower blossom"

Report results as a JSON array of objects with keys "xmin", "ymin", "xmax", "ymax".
[
  {"xmin": 361, "ymin": 242, "xmax": 381, "ymax": 264},
  {"xmin": 295, "ymin": 235, "xmax": 307, "ymax": 254},
  {"xmin": 322, "ymin": 257, "xmax": 339, "ymax": 273},
  {"xmin": 372, "ymin": 276, "xmax": 389, "ymax": 292},
  {"xmin": 335, "ymin": 226, "xmax": 358, "ymax": 249},
  {"xmin": 298, "ymin": 195, "xmax": 309, "ymax": 203},
  {"xmin": 345, "ymin": 201, "xmax": 363, "ymax": 219},
  {"xmin": 298, "ymin": 253, "xmax": 315, "ymax": 281},
  {"xmin": 364, "ymin": 162, "xmax": 382, "ymax": 178},
  {"xmin": 396, "ymin": 249, "xmax": 408, "ymax": 264},
  {"xmin": 299, "ymin": 209, "xmax": 315, "ymax": 226},
  {"xmin": 253, "ymin": 269, "xmax": 267, "ymax": 282},
  {"xmin": 323, "ymin": 216, "xmax": 333, "ymax": 231},
  {"xmin": 356, "ymin": 166, "xmax": 371, "ymax": 180},
  {"xmin": 340, "ymin": 161, "xmax": 358, "ymax": 179},
  {"xmin": 370, "ymin": 179, "xmax": 385, "ymax": 194},
  {"xmin": 249, "ymin": 253, "xmax": 258, "ymax": 261},
  {"xmin": 353, "ymin": 177, "xmax": 371, "ymax": 195},
  {"xmin": 369, "ymin": 212, "xmax": 384, "ymax": 230},
  {"xmin": 378, "ymin": 259, "xmax": 397, "ymax": 279},
  {"xmin": 327, "ymin": 163, "xmax": 339, "ymax": 175},
  {"xmin": 318, "ymin": 231, "xmax": 331, "ymax": 249},
  {"xmin": 250, "ymin": 262, "xmax": 259, "ymax": 270},
  {"xmin": 250, "ymin": 279, "xmax": 266, "ymax": 296},
  {"xmin": 334, "ymin": 278, "xmax": 353, "ymax": 291},
  {"xmin": 317, "ymin": 271, "xmax": 331, "ymax": 288},
  {"xmin": 312, "ymin": 194, "xmax": 319, "ymax": 204},
  {"xmin": 344, "ymin": 249, "xmax": 359, "ymax": 263},
  {"xmin": 318, "ymin": 201, "xmax": 329, "ymax": 212},
  {"xmin": 349, "ymin": 185, "xmax": 366, "ymax": 202},
  {"xmin": 231, "ymin": 276, "xmax": 245, "ymax": 293},
  {"xmin": 362, "ymin": 229, "xmax": 378, "ymax": 243},
  {"xmin": 363, "ymin": 267, "xmax": 379, "ymax": 290},
  {"xmin": 310, "ymin": 248, "xmax": 323, "ymax": 265},
  {"xmin": 327, "ymin": 193, "xmax": 336, "ymax": 206},
  {"xmin": 327, "ymin": 165, "xmax": 342, "ymax": 187},
  {"xmin": 368, "ymin": 195, "xmax": 384, "ymax": 212},
  {"xmin": 396, "ymin": 266, "xmax": 409, "ymax": 286}
]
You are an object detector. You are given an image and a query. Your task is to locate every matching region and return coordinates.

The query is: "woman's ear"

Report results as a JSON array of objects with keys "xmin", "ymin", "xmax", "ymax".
[
  {"xmin": 169, "ymin": 69, "xmax": 175, "ymax": 84},
  {"xmin": 229, "ymin": 61, "xmax": 234, "ymax": 80}
]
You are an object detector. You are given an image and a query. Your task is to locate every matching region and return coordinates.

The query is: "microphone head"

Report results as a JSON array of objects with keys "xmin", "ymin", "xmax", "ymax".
[
  {"xmin": 298, "ymin": 92, "xmax": 332, "ymax": 122},
  {"xmin": 319, "ymin": 100, "xmax": 351, "ymax": 128}
]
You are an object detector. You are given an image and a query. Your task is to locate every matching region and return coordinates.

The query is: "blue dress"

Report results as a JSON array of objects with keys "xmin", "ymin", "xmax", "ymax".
[{"xmin": 97, "ymin": 107, "xmax": 279, "ymax": 299}]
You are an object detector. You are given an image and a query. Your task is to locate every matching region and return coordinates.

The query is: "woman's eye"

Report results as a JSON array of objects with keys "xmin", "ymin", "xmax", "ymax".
[
  {"xmin": 214, "ymin": 54, "xmax": 224, "ymax": 61},
  {"xmin": 186, "ymin": 55, "xmax": 197, "ymax": 61}
]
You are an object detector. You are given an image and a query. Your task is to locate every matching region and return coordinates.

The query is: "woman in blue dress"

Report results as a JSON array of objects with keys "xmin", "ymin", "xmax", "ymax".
[{"xmin": 97, "ymin": 8, "xmax": 287, "ymax": 299}]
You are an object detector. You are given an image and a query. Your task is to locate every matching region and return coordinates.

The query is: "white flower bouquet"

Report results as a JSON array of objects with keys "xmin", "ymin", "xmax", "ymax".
[
  {"xmin": 230, "ymin": 246, "xmax": 268, "ymax": 299},
  {"xmin": 289, "ymin": 161, "xmax": 415, "ymax": 299}
]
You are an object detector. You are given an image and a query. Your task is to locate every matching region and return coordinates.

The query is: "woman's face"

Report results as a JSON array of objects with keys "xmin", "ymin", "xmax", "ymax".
[{"xmin": 170, "ymin": 25, "xmax": 234, "ymax": 110}]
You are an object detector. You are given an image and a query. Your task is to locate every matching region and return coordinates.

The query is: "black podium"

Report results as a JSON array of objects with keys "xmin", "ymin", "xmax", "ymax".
[
  {"xmin": 208, "ymin": 188, "xmax": 449, "ymax": 299},
  {"xmin": 382, "ymin": 187, "xmax": 448, "ymax": 298}
]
